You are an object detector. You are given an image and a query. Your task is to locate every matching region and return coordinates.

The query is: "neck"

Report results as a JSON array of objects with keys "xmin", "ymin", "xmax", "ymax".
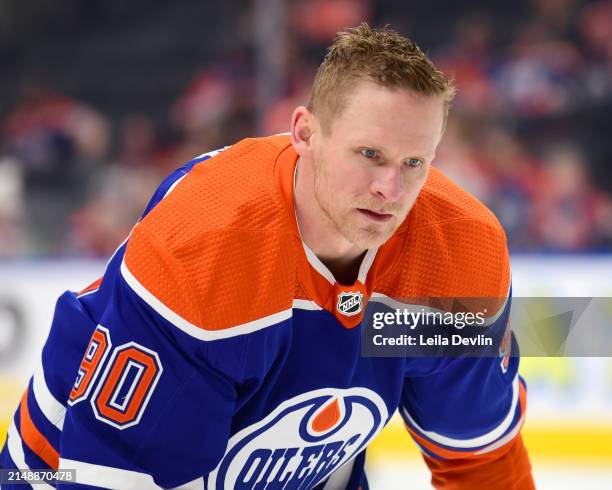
[{"xmin": 294, "ymin": 157, "xmax": 367, "ymax": 283}]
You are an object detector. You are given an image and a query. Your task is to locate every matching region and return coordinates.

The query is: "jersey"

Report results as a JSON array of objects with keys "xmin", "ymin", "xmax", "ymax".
[{"xmin": 1, "ymin": 134, "xmax": 533, "ymax": 489}]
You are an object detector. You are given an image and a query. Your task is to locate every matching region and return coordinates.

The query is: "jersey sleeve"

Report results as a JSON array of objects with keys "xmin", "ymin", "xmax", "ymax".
[
  {"xmin": 1, "ymin": 225, "xmax": 244, "ymax": 489},
  {"xmin": 400, "ymin": 295, "xmax": 535, "ymax": 489}
]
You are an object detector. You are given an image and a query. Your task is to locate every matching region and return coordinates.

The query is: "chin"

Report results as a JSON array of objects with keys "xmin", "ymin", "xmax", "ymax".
[{"xmin": 348, "ymin": 226, "xmax": 395, "ymax": 250}]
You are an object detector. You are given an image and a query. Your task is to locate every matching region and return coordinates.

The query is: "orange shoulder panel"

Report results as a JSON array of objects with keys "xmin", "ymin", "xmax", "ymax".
[
  {"xmin": 124, "ymin": 136, "xmax": 299, "ymax": 332},
  {"xmin": 375, "ymin": 167, "xmax": 510, "ymax": 308}
]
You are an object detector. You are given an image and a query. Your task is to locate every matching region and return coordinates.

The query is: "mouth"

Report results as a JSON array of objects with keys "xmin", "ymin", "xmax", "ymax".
[{"xmin": 357, "ymin": 208, "xmax": 394, "ymax": 223}]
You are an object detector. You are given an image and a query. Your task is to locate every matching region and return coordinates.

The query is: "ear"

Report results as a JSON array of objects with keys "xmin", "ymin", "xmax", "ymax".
[{"xmin": 290, "ymin": 106, "xmax": 315, "ymax": 157}]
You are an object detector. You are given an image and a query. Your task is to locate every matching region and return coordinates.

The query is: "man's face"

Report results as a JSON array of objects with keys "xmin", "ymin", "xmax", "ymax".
[{"xmin": 309, "ymin": 80, "xmax": 446, "ymax": 250}]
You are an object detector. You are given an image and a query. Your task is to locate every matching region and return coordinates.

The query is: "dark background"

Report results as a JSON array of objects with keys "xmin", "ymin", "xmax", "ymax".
[{"xmin": 1, "ymin": 0, "xmax": 610, "ymax": 256}]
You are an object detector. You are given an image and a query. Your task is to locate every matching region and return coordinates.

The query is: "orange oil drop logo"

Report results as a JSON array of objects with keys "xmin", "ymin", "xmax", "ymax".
[{"xmin": 311, "ymin": 398, "xmax": 341, "ymax": 433}]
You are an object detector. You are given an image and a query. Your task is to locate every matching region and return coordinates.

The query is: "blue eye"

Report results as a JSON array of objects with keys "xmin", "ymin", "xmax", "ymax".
[
  {"xmin": 361, "ymin": 149, "xmax": 378, "ymax": 159},
  {"xmin": 406, "ymin": 158, "xmax": 423, "ymax": 168}
]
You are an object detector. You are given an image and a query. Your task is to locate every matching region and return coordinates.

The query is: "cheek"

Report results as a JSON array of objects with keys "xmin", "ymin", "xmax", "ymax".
[
  {"xmin": 403, "ymin": 169, "xmax": 430, "ymax": 200},
  {"xmin": 324, "ymin": 158, "xmax": 364, "ymax": 192}
]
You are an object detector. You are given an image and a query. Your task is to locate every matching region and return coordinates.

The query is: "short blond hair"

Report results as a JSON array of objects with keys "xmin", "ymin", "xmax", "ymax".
[{"xmin": 308, "ymin": 23, "xmax": 456, "ymax": 132}]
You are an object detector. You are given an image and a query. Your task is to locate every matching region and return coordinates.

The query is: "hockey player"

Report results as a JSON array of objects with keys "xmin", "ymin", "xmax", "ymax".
[{"xmin": 1, "ymin": 24, "xmax": 534, "ymax": 489}]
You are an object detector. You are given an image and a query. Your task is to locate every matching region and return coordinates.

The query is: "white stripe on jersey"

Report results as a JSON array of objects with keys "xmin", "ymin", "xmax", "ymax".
[
  {"xmin": 163, "ymin": 173, "xmax": 188, "ymax": 198},
  {"xmin": 7, "ymin": 421, "xmax": 54, "ymax": 489},
  {"xmin": 475, "ymin": 410, "xmax": 525, "ymax": 455},
  {"xmin": 33, "ymin": 359, "xmax": 66, "ymax": 431},
  {"xmin": 292, "ymin": 299, "xmax": 322, "ymax": 310},
  {"xmin": 169, "ymin": 476, "xmax": 205, "ymax": 490},
  {"xmin": 194, "ymin": 146, "xmax": 229, "ymax": 161},
  {"xmin": 322, "ymin": 457, "xmax": 355, "ymax": 490},
  {"xmin": 401, "ymin": 374, "xmax": 520, "ymax": 449},
  {"xmin": 120, "ymin": 259, "xmax": 294, "ymax": 340},
  {"xmin": 59, "ymin": 458, "xmax": 162, "ymax": 490}
]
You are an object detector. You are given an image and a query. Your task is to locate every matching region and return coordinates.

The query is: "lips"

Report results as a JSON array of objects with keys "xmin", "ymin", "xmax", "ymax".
[{"xmin": 357, "ymin": 208, "xmax": 393, "ymax": 223}]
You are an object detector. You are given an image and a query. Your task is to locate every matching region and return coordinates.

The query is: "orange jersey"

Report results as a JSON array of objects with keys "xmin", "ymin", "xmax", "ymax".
[{"xmin": 125, "ymin": 134, "xmax": 510, "ymax": 332}]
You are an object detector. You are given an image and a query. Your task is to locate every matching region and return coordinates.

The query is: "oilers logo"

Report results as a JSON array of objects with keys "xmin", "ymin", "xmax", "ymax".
[
  {"xmin": 336, "ymin": 292, "xmax": 363, "ymax": 317},
  {"xmin": 207, "ymin": 388, "xmax": 388, "ymax": 489}
]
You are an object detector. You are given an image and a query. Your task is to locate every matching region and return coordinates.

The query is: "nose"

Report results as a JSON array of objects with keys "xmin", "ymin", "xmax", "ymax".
[{"xmin": 370, "ymin": 166, "xmax": 404, "ymax": 203}]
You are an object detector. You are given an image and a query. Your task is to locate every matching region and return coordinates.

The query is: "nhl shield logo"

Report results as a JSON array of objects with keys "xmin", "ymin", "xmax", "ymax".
[{"xmin": 336, "ymin": 291, "xmax": 363, "ymax": 316}]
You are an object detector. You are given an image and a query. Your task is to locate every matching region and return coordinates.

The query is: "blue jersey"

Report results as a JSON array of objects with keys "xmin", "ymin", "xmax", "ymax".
[{"xmin": 1, "ymin": 135, "xmax": 530, "ymax": 489}]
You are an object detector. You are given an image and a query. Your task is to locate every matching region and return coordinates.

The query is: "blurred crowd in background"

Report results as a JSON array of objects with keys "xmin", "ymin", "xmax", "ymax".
[{"xmin": 0, "ymin": 0, "xmax": 611, "ymax": 257}]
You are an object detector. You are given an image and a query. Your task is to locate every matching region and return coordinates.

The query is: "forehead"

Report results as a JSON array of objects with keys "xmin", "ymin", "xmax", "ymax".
[{"xmin": 327, "ymin": 80, "xmax": 445, "ymax": 158}]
